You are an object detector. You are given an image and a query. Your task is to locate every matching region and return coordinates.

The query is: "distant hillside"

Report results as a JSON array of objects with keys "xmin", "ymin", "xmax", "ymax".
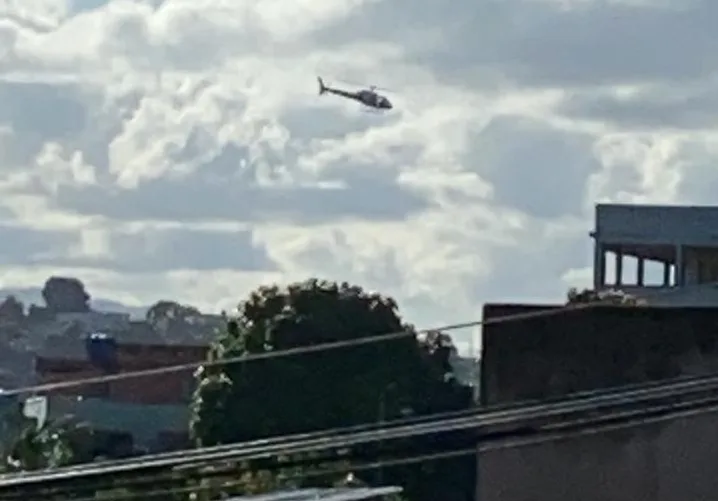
[{"xmin": 0, "ymin": 287, "xmax": 148, "ymax": 319}]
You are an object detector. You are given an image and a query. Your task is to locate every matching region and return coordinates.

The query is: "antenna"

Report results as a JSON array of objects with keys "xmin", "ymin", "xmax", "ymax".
[{"xmin": 470, "ymin": 326, "xmax": 480, "ymax": 403}]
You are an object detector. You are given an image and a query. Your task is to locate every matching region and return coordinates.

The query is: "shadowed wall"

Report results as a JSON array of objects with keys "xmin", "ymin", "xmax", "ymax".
[
  {"xmin": 477, "ymin": 303, "xmax": 718, "ymax": 501},
  {"xmin": 480, "ymin": 304, "xmax": 718, "ymax": 406},
  {"xmin": 478, "ymin": 407, "xmax": 718, "ymax": 501}
]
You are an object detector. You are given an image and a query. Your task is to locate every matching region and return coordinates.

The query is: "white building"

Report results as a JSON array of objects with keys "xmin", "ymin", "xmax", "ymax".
[{"xmin": 591, "ymin": 203, "xmax": 718, "ymax": 306}]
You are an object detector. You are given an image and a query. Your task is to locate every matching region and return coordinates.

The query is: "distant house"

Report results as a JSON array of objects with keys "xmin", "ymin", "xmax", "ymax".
[
  {"xmin": 34, "ymin": 325, "xmax": 211, "ymax": 453},
  {"xmin": 54, "ymin": 311, "xmax": 132, "ymax": 332},
  {"xmin": 36, "ymin": 338, "xmax": 207, "ymax": 404}
]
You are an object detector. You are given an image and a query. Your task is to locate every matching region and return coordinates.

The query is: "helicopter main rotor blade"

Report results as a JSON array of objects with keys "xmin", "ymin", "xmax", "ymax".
[{"xmin": 335, "ymin": 78, "xmax": 393, "ymax": 92}]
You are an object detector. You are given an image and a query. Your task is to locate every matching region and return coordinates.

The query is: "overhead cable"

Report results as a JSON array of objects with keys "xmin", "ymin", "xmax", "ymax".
[
  {"xmin": 3, "ymin": 369, "xmax": 718, "ymax": 489},
  {"xmin": 2, "ymin": 302, "xmax": 594, "ymax": 398},
  {"xmin": 9, "ymin": 396, "xmax": 718, "ymax": 501}
]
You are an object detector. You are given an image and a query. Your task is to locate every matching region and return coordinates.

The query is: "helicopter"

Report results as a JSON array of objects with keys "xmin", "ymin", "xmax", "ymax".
[{"xmin": 317, "ymin": 76, "xmax": 393, "ymax": 111}]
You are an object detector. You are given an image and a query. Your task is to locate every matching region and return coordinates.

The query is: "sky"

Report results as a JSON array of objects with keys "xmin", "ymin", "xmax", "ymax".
[{"xmin": 1, "ymin": 0, "xmax": 717, "ymax": 353}]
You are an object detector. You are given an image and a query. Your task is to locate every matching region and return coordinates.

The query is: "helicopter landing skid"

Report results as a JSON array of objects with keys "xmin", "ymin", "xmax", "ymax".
[{"xmin": 361, "ymin": 107, "xmax": 387, "ymax": 114}]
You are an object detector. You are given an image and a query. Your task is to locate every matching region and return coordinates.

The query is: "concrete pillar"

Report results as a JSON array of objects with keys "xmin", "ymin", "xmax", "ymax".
[
  {"xmin": 663, "ymin": 262, "xmax": 671, "ymax": 286},
  {"xmin": 593, "ymin": 242, "xmax": 606, "ymax": 290},
  {"xmin": 637, "ymin": 258, "xmax": 645, "ymax": 286},
  {"xmin": 676, "ymin": 245, "xmax": 684, "ymax": 286},
  {"xmin": 615, "ymin": 251, "xmax": 623, "ymax": 286}
]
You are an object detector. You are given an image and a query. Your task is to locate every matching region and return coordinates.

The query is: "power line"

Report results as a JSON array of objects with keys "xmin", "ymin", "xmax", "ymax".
[
  {"xmin": 4, "ymin": 369, "xmax": 718, "ymax": 490},
  {"xmin": 1, "ymin": 373, "xmax": 698, "ymax": 498},
  {"xmin": 4, "ymin": 302, "xmax": 594, "ymax": 398},
  {"xmin": 12, "ymin": 395, "xmax": 718, "ymax": 501}
]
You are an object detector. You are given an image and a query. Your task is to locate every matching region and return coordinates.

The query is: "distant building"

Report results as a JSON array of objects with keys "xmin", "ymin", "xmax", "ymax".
[
  {"xmin": 591, "ymin": 203, "xmax": 718, "ymax": 306},
  {"xmin": 36, "ymin": 338, "xmax": 207, "ymax": 404},
  {"xmin": 35, "ymin": 333, "xmax": 210, "ymax": 453},
  {"xmin": 54, "ymin": 311, "xmax": 132, "ymax": 332},
  {"xmin": 151, "ymin": 312, "xmax": 225, "ymax": 344}
]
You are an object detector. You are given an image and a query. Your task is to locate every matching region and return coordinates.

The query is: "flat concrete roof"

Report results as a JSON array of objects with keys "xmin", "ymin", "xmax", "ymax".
[
  {"xmin": 594, "ymin": 204, "xmax": 718, "ymax": 247},
  {"xmin": 596, "ymin": 203, "xmax": 718, "ymax": 210}
]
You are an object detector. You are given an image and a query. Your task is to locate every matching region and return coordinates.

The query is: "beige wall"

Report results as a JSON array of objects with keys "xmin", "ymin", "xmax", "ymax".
[{"xmin": 478, "ymin": 407, "xmax": 718, "ymax": 501}]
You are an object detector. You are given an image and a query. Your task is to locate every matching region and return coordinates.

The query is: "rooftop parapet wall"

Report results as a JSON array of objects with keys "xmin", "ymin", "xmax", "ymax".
[
  {"xmin": 480, "ymin": 303, "xmax": 718, "ymax": 406},
  {"xmin": 595, "ymin": 203, "xmax": 718, "ymax": 245}
]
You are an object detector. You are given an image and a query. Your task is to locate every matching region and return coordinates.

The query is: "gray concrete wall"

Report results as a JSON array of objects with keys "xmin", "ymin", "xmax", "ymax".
[
  {"xmin": 478, "ymin": 406, "xmax": 718, "ymax": 501},
  {"xmin": 478, "ymin": 303, "xmax": 718, "ymax": 501},
  {"xmin": 480, "ymin": 304, "xmax": 718, "ymax": 406}
]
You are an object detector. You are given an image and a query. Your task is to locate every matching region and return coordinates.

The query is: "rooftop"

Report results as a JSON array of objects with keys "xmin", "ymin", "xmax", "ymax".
[{"xmin": 37, "ymin": 327, "xmax": 211, "ymax": 361}]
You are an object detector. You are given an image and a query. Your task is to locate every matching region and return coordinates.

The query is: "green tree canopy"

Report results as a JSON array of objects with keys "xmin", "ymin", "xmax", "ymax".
[
  {"xmin": 566, "ymin": 287, "xmax": 644, "ymax": 305},
  {"xmin": 146, "ymin": 300, "xmax": 202, "ymax": 326},
  {"xmin": 41, "ymin": 276, "xmax": 90, "ymax": 313},
  {"xmin": 0, "ymin": 295, "xmax": 24, "ymax": 324},
  {"xmin": 1, "ymin": 416, "xmax": 92, "ymax": 472},
  {"xmin": 190, "ymin": 279, "xmax": 475, "ymax": 501}
]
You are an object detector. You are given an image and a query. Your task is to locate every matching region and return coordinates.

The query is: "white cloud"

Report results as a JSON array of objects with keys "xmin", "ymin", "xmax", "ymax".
[{"xmin": 1, "ymin": 0, "xmax": 717, "ymax": 349}]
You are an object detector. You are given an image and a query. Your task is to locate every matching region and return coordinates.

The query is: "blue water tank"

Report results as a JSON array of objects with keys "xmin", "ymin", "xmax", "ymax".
[{"xmin": 85, "ymin": 332, "xmax": 119, "ymax": 373}]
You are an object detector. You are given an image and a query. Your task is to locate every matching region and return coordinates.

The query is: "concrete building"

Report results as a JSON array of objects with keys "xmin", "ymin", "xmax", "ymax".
[
  {"xmin": 478, "ymin": 302, "xmax": 718, "ymax": 501},
  {"xmin": 592, "ymin": 203, "xmax": 718, "ymax": 305},
  {"xmin": 476, "ymin": 202, "xmax": 718, "ymax": 501}
]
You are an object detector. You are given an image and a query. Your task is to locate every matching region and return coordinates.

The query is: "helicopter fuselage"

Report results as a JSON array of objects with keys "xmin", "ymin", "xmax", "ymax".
[{"xmin": 324, "ymin": 86, "xmax": 392, "ymax": 110}]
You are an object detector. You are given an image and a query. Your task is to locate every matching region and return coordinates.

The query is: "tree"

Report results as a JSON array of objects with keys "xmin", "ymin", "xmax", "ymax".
[
  {"xmin": 566, "ymin": 287, "xmax": 645, "ymax": 306},
  {"xmin": 191, "ymin": 279, "xmax": 474, "ymax": 501},
  {"xmin": 146, "ymin": 300, "xmax": 204, "ymax": 342},
  {"xmin": 146, "ymin": 300, "xmax": 201, "ymax": 325},
  {"xmin": 1, "ymin": 417, "xmax": 92, "ymax": 472},
  {"xmin": 42, "ymin": 276, "xmax": 90, "ymax": 313},
  {"xmin": 0, "ymin": 296, "xmax": 24, "ymax": 324}
]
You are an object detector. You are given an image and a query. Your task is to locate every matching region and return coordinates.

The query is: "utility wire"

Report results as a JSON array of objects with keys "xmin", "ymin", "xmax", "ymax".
[
  {"xmin": 29, "ymin": 281, "xmax": 673, "ymax": 401},
  {"xmin": 13, "ymin": 396, "xmax": 718, "ymax": 501},
  {"xmin": 0, "ymin": 306, "xmax": 610, "ymax": 488},
  {"xmin": 0, "ymin": 295, "xmax": 648, "ymax": 494},
  {"xmin": 3, "ymin": 302, "xmax": 594, "ymax": 398},
  {"xmin": 0, "ymin": 373, "xmax": 700, "ymax": 498},
  {"xmin": 4, "ymin": 369, "xmax": 718, "ymax": 490},
  {"xmin": 11, "ymin": 359, "xmax": 694, "ymax": 490}
]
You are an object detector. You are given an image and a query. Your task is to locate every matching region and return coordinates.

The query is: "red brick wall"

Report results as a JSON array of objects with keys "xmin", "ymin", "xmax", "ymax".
[
  {"xmin": 36, "ymin": 342, "xmax": 207, "ymax": 405},
  {"xmin": 36, "ymin": 367, "xmax": 107, "ymax": 398},
  {"xmin": 108, "ymin": 372, "xmax": 193, "ymax": 405}
]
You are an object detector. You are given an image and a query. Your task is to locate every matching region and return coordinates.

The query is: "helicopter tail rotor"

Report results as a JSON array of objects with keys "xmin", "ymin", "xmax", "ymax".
[{"xmin": 317, "ymin": 76, "xmax": 328, "ymax": 95}]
